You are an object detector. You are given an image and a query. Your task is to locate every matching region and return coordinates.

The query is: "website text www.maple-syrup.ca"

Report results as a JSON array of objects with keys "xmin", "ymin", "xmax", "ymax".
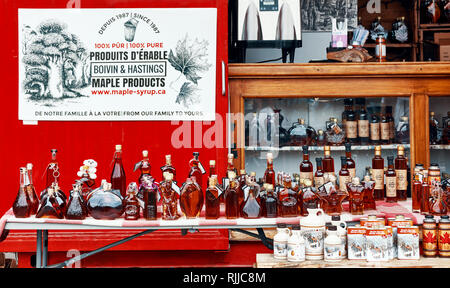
[{"xmin": 91, "ymin": 89, "xmax": 166, "ymax": 96}]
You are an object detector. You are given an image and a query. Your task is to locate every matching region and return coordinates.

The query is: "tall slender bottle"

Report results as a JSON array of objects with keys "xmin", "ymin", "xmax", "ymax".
[
  {"xmin": 338, "ymin": 156, "xmax": 351, "ymax": 193},
  {"xmin": 264, "ymin": 153, "xmax": 276, "ymax": 186},
  {"xmin": 356, "ymin": 98, "xmax": 369, "ymax": 145},
  {"xmin": 237, "ymin": 169, "xmax": 247, "ymax": 209},
  {"xmin": 45, "ymin": 149, "xmax": 60, "ymax": 189},
  {"xmin": 430, "ymin": 112, "xmax": 439, "ymax": 145},
  {"xmin": 370, "ymin": 107, "xmax": 381, "ymax": 144},
  {"xmin": 412, "ymin": 164, "xmax": 424, "ymax": 213},
  {"xmin": 205, "ymin": 175, "xmax": 221, "ymax": 219},
  {"xmin": 322, "ymin": 146, "xmax": 335, "ymax": 176},
  {"xmin": 142, "ymin": 176, "xmax": 158, "ymax": 220},
  {"xmin": 385, "ymin": 156, "xmax": 397, "ymax": 203},
  {"xmin": 372, "ymin": 146, "xmax": 385, "ymax": 200},
  {"xmin": 314, "ymin": 158, "xmax": 325, "ymax": 188},
  {"xmin": 344, "ymin": 143, "xmax": 356, "ymax": 179},
  {"xmin": 224, "ymin": 172, "xmax": 239, "ymax": 219},
  {"xmin": 161, "ymin": 154, "xmax": 176, "ymax": 182},
  {"xmin": 344, "ymin": 99, "xmax": 358, "ymax": 144},
  {"xmin": 13, "ymin": 167, "xmax": 32, "ymax": 218},
  {"xmin": 111, "ymin": 144, "xmax": 126, "ymax": 198},
  {"xmin": 25, "ymin": 163, "xmax": 39, "ymax": 215},
  {"xmin": 380, "ymin": 107, "xmax": 391, "ymax": 144},
  {"xmin": 386, "ymin": 106, "xmax": 395, "ymax": 143},
  {"xmin": 395, "ymin": 145, "xmax": 408, "ymax": 201},
  {"xmin": 342, "ymin": 98, "xmax": 353, "ymax": 134},
  {"xmin": 300, "ymin": 145, "xmax": 313, "ymax": 186},
  {"xmin": 226, "ymin": 153, "xmax": 238, "ymax": 178},
  {"xmin": 209, "ymin": 160, "xmax": 216, "ymax": 178},
  {"xmin": 188, "ymin": 152, "xmax": 205, "ymax": 190},
  {"xmin": 421, "ymin": 170, "xmax": 431, "ymax": 215}
]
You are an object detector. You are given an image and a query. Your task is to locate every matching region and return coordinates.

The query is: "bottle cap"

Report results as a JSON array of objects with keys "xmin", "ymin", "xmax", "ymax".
[
  {"xmin": 163, "ymin": 172, "xmax": 173, "ymax": 181},
  {"xmin": 368, "ymin": 214, "xmax": 377, "ymax": 220},
  {"xmin": 398, "ymin": 145, "xmax": 404, "ymax": 151},
  {"xmin": 228, "ymin": 153, "xmax": 234, "ymax": 159},
  {"xmin": 266, "ymin": 184, "xmax": 274, "ymax": 190},
  {"xmin": 267, "ymin": 152, "xmax": 273, "ymax": 160},
  {"xmin": 240, "ymin": 169, "xmax": 246, "ymax": 175},
  {"xmin": 142, "ymin": 150, "xmax": 148, "ymax": 157},
  {"xmin": 210, "ymin": 160, "xmax": 216, "ymax": 166},
  {"xmin": 400, "ymin": 116, "xmax": 408, "ymax": 121},
  {"xmin": 416, "ymin": 163, "xmax": 424, "ymax": 167},
  {"xmin": 430, "ymin": 163, "xmax": 439, "ymax": 167},
  {"xmin": 430, "ymin": 111, "xmax": 435, "ymax": 116},
  {"xmin": 250, "ymin": 172, "xmax": 256, "ymax": 177},
  {"xmin": 375, "ymin": 146, "xmax": 381, "ymax": 151},
  {"xmin": 302, "ymin": 145, "xmax": 309, "ymax": 153},
  {"xmin": 299, "ymin": 119, "xmax": 305, "ymax": 125},
  {"xmin": 324, "ymin": 146, "xmax": 330, "ymax": 151},
  {"xmin": 165, "ymin": 154, "xmax": 171, "ymax": 162},
  {"xmin": 228, "ymin": 171, "xmax": 236, "ymax": 179},
  {"xmin": 425, "ymin": 215, "xmax": 434, "ymax": 219},
  {"xmin": 318, "ymin": 129, "xmax": 324, "ymax": 135},
  {"xmin": 26, "ymin": 163, "xmax": 33, "ymax": 170},
  {"xmin": 328, "ymin": 225, "xmax": 337, "ymax": 231},
  {"xmin": 115, "ymin": 145, "xmax": 122, "ymax": 151},
  {"xmin": 277, "ymin": 223, "xmax": 287, "ymax": 228},
  {"xmin": 303, "ymin": 179, "xmax": 312, "ymax": 187},
  {"xmin": 292, "ymin": 224, "xmax": 300, "ymax": 230},
  {"xmin": 331, "ymin": 215, "xmax": 341, "ymax": 221}
]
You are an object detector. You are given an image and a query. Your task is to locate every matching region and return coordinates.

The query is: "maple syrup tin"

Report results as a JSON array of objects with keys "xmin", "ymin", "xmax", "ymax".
[
  {"xmin": 365, "ymin": 227, "xmax": 389, "ymax": 262},
  {"xmin": 387, "ymin": 214, "xmax": 413, "ymax": 258},
  {"xmin": 438, "ymin": 216, "xmax": 450, "ymax": 258},
  {"xmin": 386, "ymin": 226, "xmax": 394, "ymax": 260},
  {"xmin": 360, "ymin": 215, "xmax": 385, "ymax": 228},
  {"xmin": 397, "ymin": 226, "xmax": 420, "ymax": 260},
  {"xmin": 347, "ymin": 225, "xmax": 366, "ymax": 260},
  {"xmin": 422, "ymin": 215, "xmax": 438, "ymax": 257}
]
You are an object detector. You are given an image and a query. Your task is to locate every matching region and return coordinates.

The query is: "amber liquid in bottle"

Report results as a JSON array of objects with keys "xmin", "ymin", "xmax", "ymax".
[
  {"xmin": 345, "ymin": 99, "xmax": 358, "ymax": 144},
  {"xmin": 395, "ymin": 145, "xmax": 408, "ymax": 201},
  {"xmin": 380, "ymin": 108, "xmax": 391, "ymax": 144},
  {"xmin": 65, "ymin": 183, "xmax": 88, "ymax": 220},
  {"xmin": 205, "ymin": 176, "xmax": 221, "ymax": 219},
  {"xmin": 300, "ymin": 179, "xmax": 320, "ymax": 216},
  {"xmin": 300, "ymin": 145, "xmax": 313, "ymax": 185},
  {"xmin": 138, "ymin": 150, "xmax": 151, "ymax": 181},
  {"xmin": 344, "ymin": 143, "xmax": 356, "ymax": 179},
  {"xmin": 160, "ymin": 172, "xmax": 179, "ymax": 220},
  {"xmin": 385, "ymin": 156, "xmax": 397, "ymax": 203},
  {"xmin": 348, "ymin": 177, "xmax": 365, "ymax": 215},
  {"xmin": 278, "ymin": 175, "xmax": 298, "ymax": 217},
  {"xmin": 36, "ymin": 187, "xmax": 64, "ymax": 219},
  {"xmin": 45, "ymin": 149, "xmax": 60, "ymax": 189},
  {"xmin": 314, "ymin": 158, "xmax": 325, "ymax": 188},
  {"xmin": 237, "ymin": 169, "xmax": 247, "ymax": 210},
  {"xmin": 357, "ymin": 98, "xmax": 369, "ymax": 145},
  {"xmin": 225, "ymin": 173, "xmax": 239, "ymax": 219},
  {"xmin": 372, "ymin": 146, "xmax": 385, "ymax": 200},
  {"xmin": 421, "ymin": 172, "xmax": 430, "ymax": 215},
  {"xmin": 209, "ymin": 160, "xmax": 216, "ymax": 178},
  {"xmin": 111, "ymin": 145, "xmax": 127, "ymax": 198},
  {"xmin": 13, "ymin": 168, "xmax": 32, "ymax": 218},
  {"xmin": 412, "ymin": 164, "xmax": 424, "ymax": 213},
  {"xmin": 124, "ymin": 183, "xmax": 140, "ymax": 220},
  {"xmin": 322, "ymin": 146, "xmax": 335, "ymax": 176},
  {"xmin": 362, "ymin": 175, "xmax": 377, "ymax": 210},
  {"xmin": 180, "ymin": 178, "xmax": 204, "ymax": 218},
  {"xmin": 188, "ymin": 152, "xmax": 204, "ymax": 191},
  {"xmin": 25, "ymin": 164, "xmax": 39, "ymax": 215},
  {"xmin": 338, "ymin": 156, "xmax": 351, "ymax": 193},
  {"xmin": 161, "ymin": 154, "xmax": 176, "ymax": 182},
  {"xmin": 370, "ymin": 108, "xmax": 380, "ymax": 145},
  {"xmin": 264, "ymin": 184, "xmax": 277, "ymax": 218},
  {"xmin": 263, "ymin": 153, "xmax": 276, "ymax": 186},
  {"xmin": 226, "ymin": 153, "xmax": 238, "ymax": 178},
  {"xmin": 142, "ymin": 177, "xmax": 158, "ymax": 220}
]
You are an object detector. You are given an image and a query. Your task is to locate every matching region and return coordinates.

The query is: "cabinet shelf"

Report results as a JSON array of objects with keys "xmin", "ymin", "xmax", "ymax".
[
  {"xmin": 430, "ymin": 144, "xmax": 450, "ymax": 150},
  {"xmin": 364, "ymin": 43, "xmax": 414, "ymax": 48},
  {"xmin": 245, "ymin": 144, "xmax": 410, "ymax": 152}
]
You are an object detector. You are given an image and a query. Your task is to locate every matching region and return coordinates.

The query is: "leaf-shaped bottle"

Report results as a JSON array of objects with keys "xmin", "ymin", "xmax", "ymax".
[{"xmin": 65, "ymin": 182, "xmax": 88, "ymax": 220}]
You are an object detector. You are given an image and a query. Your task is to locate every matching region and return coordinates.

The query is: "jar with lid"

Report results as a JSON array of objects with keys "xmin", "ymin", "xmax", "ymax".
[
  {"xmin": 301, "ymin": 207, "xmax": 326, "ymax": 260},
  {"xmin": 273, "ymin": 223, "xmax": 290, "ymax": 260},
  {"xmin": 423, "ymin": 215, "xmax": 438, "ymax": 257},
  {"xmin": 331, "ymin": 215, "xmax": 347, "ymax": 259},
  {"xmin": 428, "ymin": 163, "xmax": 441, "ymax": 185},
  {"xmin": 287, "ymin": 224, "xmax": 305, "ymax": 262},
  {"xmin": 324, "ymin": 225, "xmax": 344, "ymax": 262},
  {"xmin": 438, "ymin": 215, "xmax": 450, "ymax": 258}
]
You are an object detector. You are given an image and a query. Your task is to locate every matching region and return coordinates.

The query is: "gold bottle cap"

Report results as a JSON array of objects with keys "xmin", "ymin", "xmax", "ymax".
[
  {"xmin": 240, "ymin": 169, "xmax": 246, "ymax": 175},
  {"xmin": 210, "ymin": 160, "xmax": 216, "ymax": 166},
  {"xmin": 324, "ymin": 146, "xmax": 330, "ymax": 151},
  {"xmin": 267, "ymin": 152, "xmax": 273, "ymax": 160},
  {"xmin": 318, "ymin": 129, "xmax": 324, "ymax": 135},
  {"xmin": 26, "ymin": 163, "xmax": 33, "ymax": 170},
  {"xmin": 430, "ymin": 111, "xmax": 435, "ymax": 116},
  {"xmin": 250, "ymin": 172, "xmax": 256, "ymax": 177},
  {"xmin": 163, "ymin": 171, "xmax": 173, "ymax": 181},
  {"xmin": 375, "ymin": 146, "xmax": 381, "ymax": 151},
  {"xmin": 299, "ymin": 118, "xmax": 305, "ymax": 124},
  {"xmin": 115, "ymin": 144, "xmax": 122, "ymax": 151},
  {"xmin": 303, "ymin": 179, "xmax": 312, "ymax": 187},
  {"xmin": 142, "ymin": 150, "xmax": 149, "ymax": 157},
  {"xmin": 228, "ymin": 171, "xmax": 236, "ymax": 179}
]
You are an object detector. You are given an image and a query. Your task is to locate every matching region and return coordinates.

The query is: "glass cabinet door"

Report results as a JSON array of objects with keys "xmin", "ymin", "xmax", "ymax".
[{"xmin": 429, "ymin": 96, "xmax": 450, "ymax": 178}]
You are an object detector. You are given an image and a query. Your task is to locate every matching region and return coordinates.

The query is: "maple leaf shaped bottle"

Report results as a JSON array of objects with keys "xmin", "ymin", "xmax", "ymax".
[
  {"xmin": 160, "ymin": 172, "xmax": 179, "ymax": 220},
  {"xmin": 65, "ymin": 182, "xmax": 88, "ymax": 220},
  {"xmin": 13, "ymin": 167, "xmax": 32, "ymax": 218},
  {"xmin": 111, "ymin": 144, "xmax": 126, "ymax": 198},
  {"xmin": 25, "ymin": 163, "xmax": 39, "ymax": 215},
  {"xmin": 205, "ymin": 175, "xmax": 221, "ymax": 219},
  {"xmin": 188, "ymin": 152, "xmax": 205, "ymax": 190},
  {"xmin": 240, "ymin": 172, "xmax": 261, "ymax": 219},
  {"xmin": 180, "ymin": 177, "xmax": 204, "ymax": 218},
  {"xmin": 224, "ymin": 171, "xmax": 240, "ymax": 219}
]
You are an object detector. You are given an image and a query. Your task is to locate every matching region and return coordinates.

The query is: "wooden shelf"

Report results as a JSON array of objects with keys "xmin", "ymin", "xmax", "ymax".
[
  {"xmin": 364, "ymin": 43, "xmax": 414, "ymax": 48},
  {"xmin": 430, "ymin": 144, "xmax": 450, "ymax": 150},
  {"xmin": 420, "ymin": 23, "xmax": 450, "ymax": 30},
  {"xmin": 255, "ymin": 254, "xmax": 450, "ymax": 268},
  {"xmin": 245, "ymin": 144, "xmax": 410, "ymax": 152}
]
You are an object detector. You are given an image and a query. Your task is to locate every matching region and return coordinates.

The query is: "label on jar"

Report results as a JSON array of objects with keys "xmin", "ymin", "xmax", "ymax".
[
  {"xmin": 372, "ymin": 169, "xmax": 384, "ymax": 189},
  {"xmin": 358, "ymin": 119, "xmax": 369, "ymax": 138},
  {"xmin": 346, "ymin": 121, "xmax": 357, "ymax": 139},
  {"xmin": 370, "ymin": 123, "xmax": 380, "ymax": 140},
  {"xmin": 429, "ymin": 169, "xmax": 441, "ymax": 184},
  {"xmin": 348, "ymin": 168, "xmax": 356, "ymax": 179},
  {"xmin": 339, "ymin": 175, "xmax": 351, "ymax": 192},
  {"xmin": 324, "ymin": 242, "xmax": 344, "ymax": 261},
  {"xmin": 300, "ymin": 172, "xmax": 313, "ymax": 182},
  {"xmin": 375, "ymin": 44, "xmax": 386, "ymax": 57},
  {"xmin": 439, "ymin": 224, "xmax": 450, "ymax": 257},
  {"xmin": 287, "ymin": 242, "xmax": 305, "ymax": 262},
  {"xmin": 397, "ymin": 227, "xmax": 420, "ymax": 260},
  {"xmin": 422, "ymin": 227, "xmax": 438, "ymax": 256},
  {"xmin": 395, "ymin": 169, "xmax": 407, "ymax": 190},
  {"xmin": 385, "ymin": 176, "xmax": 397, "ymax": 197},
  {"xmin": 389, "ymin": 122, "xmax": 395, "ymax": 139},
  {"xmin": 314, "ymin": 176, "xmax": 324, "ymax": 188},
  {"xmin": 347, "ymin": 227, "xmax": 366, "ymax": 260},
  {"xmin": 273, "ymin": 240, "xmax": 288, "ymax": 259},
  {"xmin": 381, "ymin": 122, "xmax": 390, "ymax": 140},
  {"xmin": 302, "ymin": 226, "xmax": 325, "ymax": 260}
]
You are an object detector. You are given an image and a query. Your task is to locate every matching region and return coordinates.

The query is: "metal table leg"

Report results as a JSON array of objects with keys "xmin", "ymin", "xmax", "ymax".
[
  {"xmin": 36, "ymin": 230, "xmax": 42, "ymax": 268},
  {"xmin": 42, "ymin": 230, "xmax": 48, "ymax": 267}
]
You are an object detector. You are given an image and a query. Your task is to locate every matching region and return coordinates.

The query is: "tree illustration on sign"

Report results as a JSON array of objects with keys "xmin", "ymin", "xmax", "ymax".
[
  {"xmin": 22, "ymin": 20, "xmax": 91, "ymax": 100},
  {"xmin": 168, "ymin": 34, "xmax": 211, "ymax": 107}
]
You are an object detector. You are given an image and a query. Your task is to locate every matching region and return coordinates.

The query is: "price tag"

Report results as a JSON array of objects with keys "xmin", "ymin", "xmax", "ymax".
[
  {"xmin": 199, "ymin": 162, "xmax": 206, "ymax": 174},
  {"xmin": 259, "ymin": 0, "xmax": 278, "ymax": 11},
  {"xmin": 133, "ymin": 161, "xmax": 143, "ymax": 172},
  {"xmin": 172, "ymin": 182, "xmax": 181, "ymax": 195}
]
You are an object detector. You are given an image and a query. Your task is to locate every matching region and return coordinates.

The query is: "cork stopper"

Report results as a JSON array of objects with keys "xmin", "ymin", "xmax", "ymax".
[
  {"xmin": 142, "ymin": 150, "xmax": 148, "ymax": 157},
  {"xmin": 228, "ymin": 171, "xmax": 236, "ymax": 180},
  {"xmin": 266, "ymin": 184, "xmax": 274, "ymax": 190},
  {"xmin": 209, "ymin": 160, "xmax": 216, "ymax": 166},
  {"xmin": 430, "ymin": 111, "xmax": 435, "ymax": 116},
  {"xmin": 318, "ymin": 129, "xmax": 324, "ymax": 135},
  {"xmin": 165, "ymin": 154, "xmax": 171, "ymax": 164},
  {"xmin": 299, "ymin": 118, "xmax": 305, "ymax": 125},
  {"xmin": 303, "ymin": 179, "xmax": 312, "ymax": 187},
  {"xmin": 267, "ymin": 152, "xmax": 273, "ymax": 160},
  {"xmin": 228, "ymin": 153, "xmax": 234, "ymax": 161},
  {"xmin": 375, "ymin": 145, "xmax": 381, "ymax": 151},
  {"xmin": 250, "ymin": 172, "xmax": 256, "ymax": 177},
  {"xmin": 324, "ymin": 146, "xmax": 330, "ymax": 151},
  {"xmin": 163, "ymin": 171, "xmax": 173, "ymax": 181},
  {"xmin": 115, "ymin": 144, "xmax": 122, "ymax": 151},
  {"xmin": 352, "ymin": 177, "xmax": 361, "ymax": 185},
  {"xmin": 240, "ymin": 169, "xmax": 246, "ymax": 175},
  {"xmin": 26, "ymin": 163, "xmax": 33, "ymax": 170}
]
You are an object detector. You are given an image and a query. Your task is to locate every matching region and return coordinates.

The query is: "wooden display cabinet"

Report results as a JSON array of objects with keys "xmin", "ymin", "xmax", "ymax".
[{"xmin": 229, "ymin": 62, "xmax": 450, "ymax": 207}]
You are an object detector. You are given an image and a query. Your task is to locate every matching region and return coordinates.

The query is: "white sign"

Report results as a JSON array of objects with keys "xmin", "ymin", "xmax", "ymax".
[{"xmin": 18, "ymin": 8, "xmax": 217, "ymax": 121}]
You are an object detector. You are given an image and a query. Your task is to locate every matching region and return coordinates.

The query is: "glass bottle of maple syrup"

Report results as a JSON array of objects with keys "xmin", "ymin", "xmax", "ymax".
[
  {"xmin": 209, "ymin": 160, "xmax": 216, "ymax": 178},
  {"xmin": 241, "ymin": 173, "xmax": 261, "ymax": 219},
  {"xmin": 224, "ymin": 171, "xmax": 240, "ymax": 219},
  {"xmin": 65, "ymin": 183, "xmax": 88, "ymax": 220},
  {"xmin": 278, "ymin": 174, "xmax": 298, "ymax": 217},
  {"xmin": 188, "ymin": 152, "xmax": 205, "ymax": 190},
  {"xmin": 362, "ymin": 175, "xmax": 377, "ymax": 210},
  {"xmin": 372, "ymin": 146, "xmax": 385, "ymax": 200},
  {"xmin": 370, "ymin": 107, "xmax": 381, "ymax": 144},
  {"xmin": 25, "ymin": 163, "xmax": 39, "ymax": 215},
  {"xmin": 111, "ymin": 144, "xmax": 126, "ymax": 198},
  {"xmin": 314, "ymin": 157, "xmax": 325, "ymax": 188},
  {"xmin": 430, "ymin": 111, "xmax": 439, "ymax": 145},
  {"xmin": 264, "ymin": 152, "xmax": 276, "ymax": 186},
  {"xmin": 226, "ymin": 153, "xmax": 237, "ymax": 178},
  {"xmin": 300, "ymin": 145, "xmax": 313, "ymax": 185},
  {"xmin": 205, "ymin": 175, "xmax": 221, "ymax": 219},
  {"xmin": 338, "ymin": 156, "xmax": 351, "ymax": 193},
  {"xmin": 380, "ymin": 107, "xmax": 391, "ymax": 144},
  {"xmin": 300, "ymin": 179, "xmax": 320, "ymax": 217},
  {"xmin": 348, "ymin": 177, "xmax": 365, "ymax": 215},
  {"xmin": 356, "ymin": 98, "xmax": 369, "ymax": 145},
  {"xmin": 385, "ymin": 156, "xmax": 397, "ymax": 203},
  {"xmin": 36, "ymin": 187, "xmax": 64, "ymax": 219},
  {"xmin": 237, "ymin": 169, "xmax": 247, "ymax": 209},
  {"xmin": 160, "ymin": 172, "xmax": 179, "ymax": 220},
  {"xmin": 45, "ymin": 149, "xmax": 60, "ymax": 189},
  {"xmin": 395, "ymin": 145, "xmax": 408, "ymax": 201},
  {"xmin": 13, "ymin": 167, "xmax": 32, "ymax": 218},
  {"xmin": 430, "ymin": 185, "xmax": 448, "ymax": 216},
  {"xmin": 421, "ymin": 170, "xmax": 431, "ymax": 215},
  {"xmin": 264, "ymin": 184, "xmax": 278, "ymax": 218},
  {"xmin": 412, "ymin": 164, "xmax": 424, "ymax": 213},
  {"xmin": 344, "ymin": 143, "xmax": 356, "ymax": 179},
  {"xmin": 161, "ymin": 154, "xmax": 176, "ymax": 182},
  {"xmin": 322, "ymin": 146, "xmax": 335, "ymax": 177},
  {"xmin": 142, "ymin": 175, "xmax": 158, "ymax": 220},
  {"xmin": 344, "ymin": 99, "xmax": 358, "ymax": 144},
  {"xmin": 180, "ymin": 177, "xmax": 204, "ymax": 219},
  {"xmin": 124, "ymin": 182, "xmax": 140, "ymax": 220},
  {"xmin": 138, "ymin": 150, "xmax": 151, "ymax": 181}
]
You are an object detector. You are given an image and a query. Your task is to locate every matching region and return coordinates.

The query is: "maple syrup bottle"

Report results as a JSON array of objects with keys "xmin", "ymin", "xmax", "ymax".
[
  {"xmin": 314, "ymin": 158, "xmax": 325, "ymax": 188},
  {"xmin": 362, "ymin": 175, "xmax": 377, "ymax": 210},
  {"xmin": 188, "ymin": 152, "xmax": 205, "ymax": 190},
  {"xmin": 111, "ymin": 144, "xmax": 126, "ymax": 198},
  {"xmin": 385, "ymin": 156, "xmax": 397, "ymax": 203},
  {"xmin": 338, "ymin": 156, "xmax": 351, "ymax": 193},
  {"xmin": 13, "ymin": 167, "xmax": 32, "ymax": 218},
  {"xmin": 180, "ymin": 177, "xmax": 204, "ymax": 218},
  {"xmin": 372, "ymin": 146, "xmax": 385, "ymax": 200},
  {"xmin": 278, "ymin": 175, "xmax": 298, "ymax": 217},
  {"xmin": 36, "ymin": 187, "xmax": 64, "ymax": 219},
  {"xmin": 347, "ymin": 177, "xmax": 365, "ymax": 215},
  {"xmin": 356, "ymin": 98, "xmax": 369, "ymax": 145},
  {"xmin": 224, "ymin": 172, "xmax": 240, "ymax": 219},
  {"xmin": 205, "ymin": 176, "xmax": 221, "ymax": 219},
  {"xmin": 25, "ymin": 163, "xmax": 39, "ymax": 215},
  {"xmin": 209, "ymin": 160, "xmax": 216, "ymax": 177},
  {"xmin": 241, "ymin": 172, "xmax": 261, "ymax": 219},
  {"xmin": 264, "ymin": 184, "xmax": 277, "ymax": 218},
  {"xmin": 370, "ymin": 107, "xmax": 381, "ymax": 145},
  {"xmin": 226, "ymin": 153, "xmax": 237, "ymax": 178},
  {"xmin": 138, "ymin": 150, "xmax": 151, "ymax": 180},
  {"xmin": 344, "ymin": 143, "xmax": 356, "ymax": 179},
  {"xmin": 65, "ymin": 183, "xmax": 88, "ymax": 220},
  {"xmin": 300, "ymin": 179, "xmax": 320, "ymax": 216},
  {"xmin": 430, "ymin": 112, "xmax": 439, "ymax": 145},
  {"xmin": 421, "ymin": 170, "xmax": 431, "ymax": 215},
  {"xmin": 395, "ymin": 145, "xmax": 408, "ymax": 201},
  {"xmin": 342, "ymin": 98, "xmax": 353, "ymax": 134},
  {"xmin": 45, "ymin": 149, "xmax": 60, "ymax": 189},
  {"xmin": 322, "ymin": 146, "xmax": 335, "ymax": 177},
  {"xmin": 300, "ymin": 145, "xmax": 313, "ymax": 185},
  {"xmin": 124, "ymin": 182, "xmax": 140, "ymax": 220},
  {"xmin": 344, "ymin": 99, "xmax": 358, "ymax": 144},
  {"xmin": 386, "ymin": 106, "xmax": 396, "ymax": 143},
  {"xmin": 161, "ymin": 154, "xmax": 176, "ymax": 182},
  {"xmin": 160, "ymin": 172, "xmax": 179, "ymax": 220},
  {"xmin": 412, "ymin": 164, "xmax": 424, "ymax": 213},
  {"xmin": 142, "ymin": 176, "xmax": 158, "ymax": 220},
  {"xmin": 263, "ymin": 153, "xmax": 276, "ymax": 186},
  {"xmin": 237, "ymin": 169, "xmax": 247, "ymax": 209},
  {"xmin": 380, "ymin": 107, "xmax": 391, "ymax": 144}
]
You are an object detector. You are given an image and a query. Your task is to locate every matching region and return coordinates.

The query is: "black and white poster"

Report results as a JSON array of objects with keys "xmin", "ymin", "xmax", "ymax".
[
  {"xmin": 19, "ymin": 8, "xmax": 217, "ymax": 121},
  {"xmin": 301, "ymin": 0, "xmax": 357, "ymax": 32}
]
